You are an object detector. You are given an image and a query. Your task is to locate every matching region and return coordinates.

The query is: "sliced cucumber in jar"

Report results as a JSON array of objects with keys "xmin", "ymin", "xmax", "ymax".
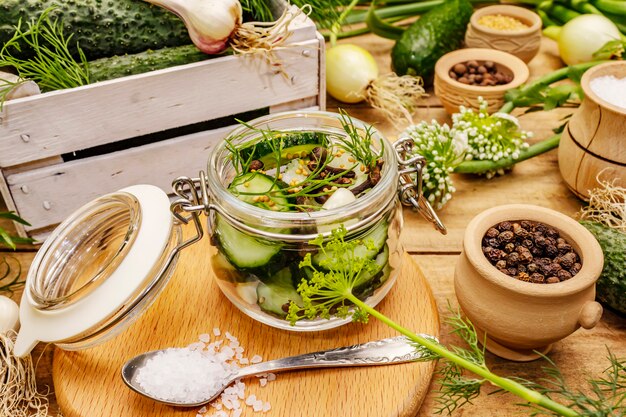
[
  {"xmin": 229, "ymin": 172, "xmax": 290, "ymax": 211},
  {"xmin": 256, "ymin": 267, "xmax": 303, "ymax": 317},
  {"xmin": 313, "ymin": 220, "xmax": 388, "ymax": 271},
  {"xmin": 354, "ymin": 245, "xmax": 391, "ymax": 299},
  {"xmin": 238, "ymin": 132, "xmax": 327, "ymax": 169},
  {"xmin": 214, "ymin": 215, "xmax": 284, "ymax": 270}
]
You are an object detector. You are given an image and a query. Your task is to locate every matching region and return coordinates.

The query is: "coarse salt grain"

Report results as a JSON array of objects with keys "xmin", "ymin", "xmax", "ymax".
[
  {"xmin": 135, "ymin": 348, "xmax": 232, "ymax": 404},
  {"xmin": 246, "ymin": 394, "xmax": 257, "ymax": 406},
  {"xmin": 259, "ymin": 378, "xmax": 267, "ymax": 387},
  {"xmin": 213, "ymin": 327, "xmax": 221, "ymax": 336},
  {"xmin": 590, "ymin": 75, "xmax": 626, "ymax": 110},
  {"xmin": 199, "ymin": 333, "xmax": 211, "ymax": 343},
  {"xmin": 267, "ymin": 373, "xmax": 276, "ymax": 382},
  {"xmin": 233, "ymin": 409, "xmax": 243, "ymax": 417},
  {"xmin": 263, "ymin": 402, "xmax": 271, "ymax": 412},
  {"xmin": 251, "ymin": 355, "xmax": 262, "ymax": 364}
]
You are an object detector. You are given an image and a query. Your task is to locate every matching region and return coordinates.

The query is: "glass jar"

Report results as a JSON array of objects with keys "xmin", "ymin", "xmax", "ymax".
[
  {"xmin": 14, "ymin": 111, "xmax": 445, "ymax": 356},
  {"xmin": 206, "ymin": 112, "xmax": 404, "ymax": 330},
  {"xmin": 15, "ymin": 186, "xmax": 183, "ymax": 356}
]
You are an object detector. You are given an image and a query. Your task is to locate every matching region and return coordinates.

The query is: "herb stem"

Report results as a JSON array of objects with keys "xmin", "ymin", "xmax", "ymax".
[
  {"xmin": 454, "ymin": 133, "xmax": 561, "ymax": 174},
  {"xmin": 345, "ymin": 294, "xmax": 580, "ymax": 417}
]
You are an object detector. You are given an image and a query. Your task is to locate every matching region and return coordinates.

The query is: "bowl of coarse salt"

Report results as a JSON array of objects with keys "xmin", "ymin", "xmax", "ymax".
[{"xmin": 559, "ymin": 61, "xmax": 626, "ymax": 200}]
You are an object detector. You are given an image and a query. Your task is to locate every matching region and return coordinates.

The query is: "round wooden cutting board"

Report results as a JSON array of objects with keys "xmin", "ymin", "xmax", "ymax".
[{"xmin": 53, "ymin": 225, "xmax": 440, "ymax": 417}]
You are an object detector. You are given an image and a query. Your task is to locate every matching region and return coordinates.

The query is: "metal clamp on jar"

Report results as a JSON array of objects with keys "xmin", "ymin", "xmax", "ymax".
[{"xmin": 14, "ymin": 111, "xmax": 445, "ymax": 357}]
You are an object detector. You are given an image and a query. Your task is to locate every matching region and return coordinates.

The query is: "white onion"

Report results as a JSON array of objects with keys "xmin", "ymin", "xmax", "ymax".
[
  {"xmin": 326, "ymin": 44, "xmax": 379, "ymax": 103},
  {"xmin": 0, "ymin": 295, "xmax": 19, "ymax": 333},
  {"xmin": 557, "ymin": 15, "xmax": 621, "ymax": 65},
  {"xmin": 322, "ymin": 188, "xmax": 357, "ymax": 210}
]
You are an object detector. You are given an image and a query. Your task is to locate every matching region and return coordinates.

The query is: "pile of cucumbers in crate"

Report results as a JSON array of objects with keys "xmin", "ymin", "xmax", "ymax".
[{"xmin": 0, "ymin": 0, "xmax": 301, "ymax": 101}]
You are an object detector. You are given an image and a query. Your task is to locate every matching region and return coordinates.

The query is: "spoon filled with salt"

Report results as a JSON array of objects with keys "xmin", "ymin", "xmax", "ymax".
[{"xmin": 121, "ymin": 335, "xmax": 436, "ymax": 407}]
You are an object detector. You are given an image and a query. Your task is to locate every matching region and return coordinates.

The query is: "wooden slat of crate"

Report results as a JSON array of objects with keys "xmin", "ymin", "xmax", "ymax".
[{"xmin": 0, "ymin": 27, "xmax": 319, "ymax": 168}]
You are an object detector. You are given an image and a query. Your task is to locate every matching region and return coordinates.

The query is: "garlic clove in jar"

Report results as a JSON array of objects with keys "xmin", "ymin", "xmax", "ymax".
[
  {"xmin": 318, "ymin": 188, "xmax": 359, "ymax": 234},
  {"xmin": 0, "ymin": 295, "xmax": 19, "ymax": 333}
]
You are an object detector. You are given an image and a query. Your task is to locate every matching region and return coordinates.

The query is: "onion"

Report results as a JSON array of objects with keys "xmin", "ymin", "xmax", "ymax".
[
  {"xmin": 144, "ymin": 0, "xmax": 300, "ymax": 57},
  {"xmin": 0, "ymin": 295, "xmax": 19, "ymax": 333},
  {"xmin": 327, "ymin": 44, "xmax": 379, "ymax": 103},
  {"xmin": 326, "ymin": 43, "xmax": 426, "ymax": 126},
  {"xmin": 557, "ymin": 14, "xmax": 621, "ymax": 65}
]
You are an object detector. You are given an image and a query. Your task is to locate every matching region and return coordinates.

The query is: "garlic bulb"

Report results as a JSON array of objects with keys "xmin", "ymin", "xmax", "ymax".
[
  {"xmin": 0, "ymin": 295, "xmax": 19, "ymax": 333},
  {"xmin": 144, "ymin": 0, "xmax": 242, "ymax": 54}
]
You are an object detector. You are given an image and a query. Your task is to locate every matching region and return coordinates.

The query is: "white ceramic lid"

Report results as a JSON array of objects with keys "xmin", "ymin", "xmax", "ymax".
[{"xmin": 14, "ymin": 185, "xmax": 172, "ymax": 357}]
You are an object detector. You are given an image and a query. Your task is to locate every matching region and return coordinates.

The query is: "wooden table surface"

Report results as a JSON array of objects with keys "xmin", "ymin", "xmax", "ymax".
[{"xmin": 1, "ymin": 34, "xmax": 625, "ymax": 417}]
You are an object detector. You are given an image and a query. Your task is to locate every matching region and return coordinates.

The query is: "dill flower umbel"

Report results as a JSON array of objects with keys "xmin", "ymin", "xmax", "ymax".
[{"xmin": 453, "ymin": 97, "xmax": 531, "ymax": 178}]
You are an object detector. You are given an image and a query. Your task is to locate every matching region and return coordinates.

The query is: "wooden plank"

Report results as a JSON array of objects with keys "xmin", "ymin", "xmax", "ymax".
[
  {"xmin": 53, "ymin": 244, "xmax": 439, "ymax": 417},
  {"xmin": 5, "ymin": 125, "xmax": 236, "ymax": 231},
  {"xmin": 0, "ymin": 38, "xmax": 320, "ymax": 167},
  {"xmin": 412, "ymin": 254, "xmax": 626, "ymax": 417}
]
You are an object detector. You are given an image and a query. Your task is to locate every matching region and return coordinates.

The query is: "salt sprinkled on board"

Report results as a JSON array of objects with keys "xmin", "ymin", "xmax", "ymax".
[{"xmin": 590, "ymin": 75, "xmax": 626, "ymax": 110}]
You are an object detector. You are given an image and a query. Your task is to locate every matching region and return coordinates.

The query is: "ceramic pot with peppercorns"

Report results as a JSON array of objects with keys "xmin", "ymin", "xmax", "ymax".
[{"xmin": 454, "ymin": 204, "xmax": 604, "ymax": 362}]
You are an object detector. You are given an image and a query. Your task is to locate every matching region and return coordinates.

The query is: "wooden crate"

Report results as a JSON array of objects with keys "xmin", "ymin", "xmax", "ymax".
[{"xmin": 0, "ymin": 8, "xmax": 325, "ymax": 241}]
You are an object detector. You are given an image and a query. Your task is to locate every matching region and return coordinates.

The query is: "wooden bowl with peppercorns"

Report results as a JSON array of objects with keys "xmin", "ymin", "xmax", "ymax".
[
  {"xmin": 454, "ymin": 204, "xmax": 604, "ymax": 362},
  {"xmin": 434, "ymin": 48, "xmax": 529, "ymax": 115}
]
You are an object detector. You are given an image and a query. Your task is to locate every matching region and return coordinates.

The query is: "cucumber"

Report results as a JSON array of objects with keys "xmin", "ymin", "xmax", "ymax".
[
  {"xmin": 0, "ymin": 0, "xmax": 190, "ymax": 60},
  {"xmin": 354, "ymin": 244, "xmax": 391, "ymax": 299},
  {"xmin": 89, "ymin": 45, "xmax": 214, "ymax": 83},
  {"xmin": 211, "ymin": 251, "xmax": 256, "ymax": 283},
  {"xmin": 228, "ymin": 172, "xmax": 291, "ymax": 211},
  {"xmin": 238, "ymin": 132, "xmax": 328, "ymax": 169},
  {"xmin": 214, "ymin": 215, "xmax": 283, "ymax": 270},
  {"xmin": 391, "ymin": 0, "xmax": 473, "ymax": 85},
  {"xmin": 313, "ymin": 220, "xmax": 388, "ymax": 271},
  {"xmin": 257, "ymin": 267, "xmax": 303, "ymax": 317}
]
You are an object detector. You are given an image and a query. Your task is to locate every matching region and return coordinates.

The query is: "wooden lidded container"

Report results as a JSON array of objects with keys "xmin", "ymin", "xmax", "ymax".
[{"xmin": 559, "ymin": 62, "xmax": 626, "ymax": 200}]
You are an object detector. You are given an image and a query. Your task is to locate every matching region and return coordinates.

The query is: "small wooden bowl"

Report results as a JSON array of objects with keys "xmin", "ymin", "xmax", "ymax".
[
  {"xmin": 434, "ymin": 48, "xmax": 529, "ymax": 114},
  {"xmin": 454, "ymin": 204, "xmax": 604, "ymax": 362},
  {"xmin": 559, "ymin": 61, "xmax": 626, "ymax": 200},
  {"xmin": 465, "ymin": 5, "xmax": 542, "ymax": 63}
]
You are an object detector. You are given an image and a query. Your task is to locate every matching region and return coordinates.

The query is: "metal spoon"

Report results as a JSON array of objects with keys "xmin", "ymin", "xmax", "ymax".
[{"xmin": 121, "ymin": 334, "xmax": 437, "ymax": 407}]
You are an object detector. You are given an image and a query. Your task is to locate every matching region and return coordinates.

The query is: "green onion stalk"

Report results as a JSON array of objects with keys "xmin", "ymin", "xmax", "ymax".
[{"xmin": 453, "ymin": 61, "xmax": 607, "ymax": 175}]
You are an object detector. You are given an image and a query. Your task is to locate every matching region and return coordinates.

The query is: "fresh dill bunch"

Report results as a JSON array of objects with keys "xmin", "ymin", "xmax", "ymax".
[
  {"xmin": 520, "ymin": 349, "xmax": 626, "ymax": 417},
  {"xmin": 291, "ymin": 0, "xmax": 352, "ymax": 30},
  {"xmin": 402, "ymin": 121, "xmax": 467, "ymax": 210},
  {"xmin": 453, "ymin": 97, "xmax": 531, "ymax": 179},
  {"xmin": 240, "ymin": 0, "xmax": 275, "ymax": 22},
  {"xmin": 0, "ymin": 7, "xmax": 90, "ymax": 100},
  {"xmin": 336, "ymin": 109, "xmax": 384, "ymax": 170}
]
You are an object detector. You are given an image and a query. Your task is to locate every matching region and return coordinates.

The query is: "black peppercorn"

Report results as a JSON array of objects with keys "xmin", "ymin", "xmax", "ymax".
[
  {"xmin": 498, "ymin": 231, "xmax": 515, "ymax": 244},
  {"xmin": 546, "ymin": 276, "xmax": 560, "ymax": 284},
  {"xmin": 546, "ymin": 227, "xmax": 559, "ymax": 239},
  {"xmin": 520, "ymin": 220, "xmax": 533, "ymax": 230},
  {"xmin": 498, "ymin": 221, "xmax": 513, "ymax": 231},
  {"xmin": 518, "ymin": 272, "xmax": 531, "ymax": 282},
  {"xmin": 486, "ymin": 238, "xmax": 499, "ymax": 248},
  {"xmin": 522, "ymin": 239, "xmax": 533, "ymax": 248},
  {"xmin": 534, "ymin": 223, "xmax": 547, "ymax": 234},
  {"xmin": 527, "ymin": 263, "xmax": 538, "ymax": 273},
  {"xmin": 571, "ymin": 262, "xmax": 582, "ymax": 274},
  {"xmin": 534, "ymin": 234, "xmax": 546, "ymax": 247},
  {"xmin": 557, "ymin": 242, "xmax": 573, "ymax": 254},
  {"xmin": 504, "ymin": 242, "xmax": 515, "ymax": 253},
  {"xmin": 508, "ymin": 267, "xmax": 518, "ymax": 276},
  {"xmin": 530, "ymin": 273, "xmax": 545, "ymax": 283},
  {"xmin": 517, "ymin": 264, "xmax": 527, "ymax": 273},
  {"xmin": 559, "ymin": 252, "xmax": 577, "ymax": 269},
  {"xmin": 531, "ymin": 245, "xmax": 543, "ymax": 256},
  {"xmin": 507, "ymin": 252, "xmax": 520, "ymax": 266},
  {"xmin": 545, "ymin": 245, "xmax": 558, "ymax": 257},
  {"xmin": 485, "ymin": 227, "xmax": 500, "ymax": 238},
  {"xmin": 557, "ymin": 269, "xmax": 572, "ymax": 281},
  {"xmin": 496, "ymin": 260, "xmax": 507, "ymax": 269}
]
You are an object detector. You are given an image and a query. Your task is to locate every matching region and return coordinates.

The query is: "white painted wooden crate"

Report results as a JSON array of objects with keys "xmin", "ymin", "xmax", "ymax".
[{"xmin": 0, "ymin": 8, "xmax": 325, "ymax": 240}]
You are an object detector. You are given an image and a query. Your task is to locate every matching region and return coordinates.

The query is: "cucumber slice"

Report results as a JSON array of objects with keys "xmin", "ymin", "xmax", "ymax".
[
  {"xmin": 257, "ymin": 267, "xmax": 303, "ymax": 317},
  {"xmin": 354, "ymin": 245, "xmax": 391, "ymax": 299},
  {"xmin": 211, "ymin": 251, "xmax": 255, "ymax": 283},
  {"xmin": 229, "ymin": 172, "xmax": 290, "ymax": 211},
  {"xmin": 214, "ymin": 215, "xmax": 283, "ymax": 269},
  {"xmin": 238, "ymin": 132, "xmax": 327, "ymax": 169},
  {"xmin": 236, "ymin": 282, "xmax": 260, "ymax": 305},
  {"xmin": 313, "ymin": 221, "xmax": 388, "ymax": 271}
]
